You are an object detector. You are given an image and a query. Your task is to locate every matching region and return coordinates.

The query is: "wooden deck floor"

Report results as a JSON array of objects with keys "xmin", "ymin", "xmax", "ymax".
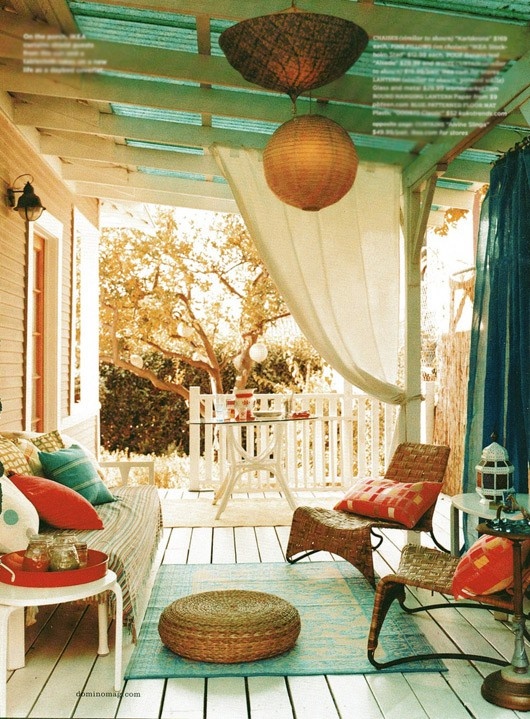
[{"xmin": 5, "ymin": 489, "xmax": 525, "ymax": 719}]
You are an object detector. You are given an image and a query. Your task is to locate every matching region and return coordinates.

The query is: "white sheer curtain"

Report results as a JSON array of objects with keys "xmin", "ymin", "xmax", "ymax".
[{"xmin": 212, "ymin": 145, "xmax": 405, "ymax": 407}]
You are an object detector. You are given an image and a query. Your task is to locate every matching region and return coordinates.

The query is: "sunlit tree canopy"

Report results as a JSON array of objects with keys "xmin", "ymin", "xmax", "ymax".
[{"xmin": 99, "ymin": 210, "xmax": 291, "ymax": 399}]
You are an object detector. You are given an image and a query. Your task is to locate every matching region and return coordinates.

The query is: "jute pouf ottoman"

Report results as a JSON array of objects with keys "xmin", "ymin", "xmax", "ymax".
[{"xmin": 158, "ymin": 589, "xmax": 301, "ymax": 663}]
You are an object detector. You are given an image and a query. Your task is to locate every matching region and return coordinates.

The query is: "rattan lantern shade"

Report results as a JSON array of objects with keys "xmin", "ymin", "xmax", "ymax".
[
  {"xmin": 219, "ymin": 6, "xmax": 368, "ymax": 101},
  {"xmin": 263, "ymin": 114, "xmax": 359, "ymax": 211}
]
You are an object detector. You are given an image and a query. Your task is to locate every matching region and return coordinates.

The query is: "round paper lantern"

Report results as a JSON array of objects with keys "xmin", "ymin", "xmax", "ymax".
[
  {"xmin": 177, "ymin": 321, "xmax": 193, "ymax": 338},
  {"xmin": 263, "ymin": 114, "xmax": 358, "ymax": 211},
  {"xmin": 130, "ymin": 354, "xmax": 144, "ymax": 369},
  {"xmin": 249, "ymin": 343, "xmax": 268, "ymax": 362}
]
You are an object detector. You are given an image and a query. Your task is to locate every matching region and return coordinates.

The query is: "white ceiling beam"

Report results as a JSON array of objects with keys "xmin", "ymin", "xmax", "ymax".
[
  {"xmin": 13, "ymin": 96, "xmax": 272, "ymax": 150},
  {"xmin": 61, "ymin": 161, "xmax": 234, "ymax": 200},
  {"xmin": 5, "ymin": 77, "xmax": 526, "ymax": 155},
  {"xmin": 29, "ymin": 111, "xmax": 411, "ymax": 167},
  {"xmin": 36, "ymin": 0, "xmax": 78, "ymax": 34},
  {"xmin": 73, "ymin": 180, "xmax": 238, "ymax": 213},
  {"xmin": 13, "ymin": 95, "xmax": 416, "ymax": 164},
  {"xmin": 39, "ymin": 131, "xmax": 221, "ymax": 173},
  {"xmin": 403, "ymin": 50, "xmax": 530, "ymax": 190},
  {"xmin": 6, "ymin": 67, "xmax": 527, "ymax": 148},
  {"xmin": 6, "ymin": 80, "xmax": 379, "ymax": 134},
  {"xmin": 432, "ymin": 188, "xmax": 476, "ymax": 210}
]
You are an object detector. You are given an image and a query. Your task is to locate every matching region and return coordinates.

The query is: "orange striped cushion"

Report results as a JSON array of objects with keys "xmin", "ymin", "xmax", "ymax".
[{"xmin": 334, "ymin": 478, "xmax": 441, "ymax": 528}]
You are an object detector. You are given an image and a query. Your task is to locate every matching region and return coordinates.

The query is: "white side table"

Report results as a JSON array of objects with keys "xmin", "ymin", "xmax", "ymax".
[
  {"xmin": 450, "ymin": 492, "xmax": 530, "ymax": 555},
  {"xmin": 0, "ymin": 570, "xmax": 123, "ymax": 718}
]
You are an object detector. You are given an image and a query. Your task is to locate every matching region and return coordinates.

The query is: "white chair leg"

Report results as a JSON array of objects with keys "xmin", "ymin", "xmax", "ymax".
[
  {"xmin": 113, "ymin": 584, "xmax": 123, "ymax": 691},
  {"xmin": 97, "ymin": 601, "xmax": 109, "ymax": 655},
  {"xmin": 0, "ymin": 605, "xmax": 18, "ymax": 718},
  {"xmin": 7, "ymin": 607, "xmax": 25, "ymax": 670}
]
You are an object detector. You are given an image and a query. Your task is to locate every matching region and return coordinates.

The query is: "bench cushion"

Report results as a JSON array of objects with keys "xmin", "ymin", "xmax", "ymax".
[{"xmin": 43, "ymin": 485, "xmax": 162, "ymax": 636}]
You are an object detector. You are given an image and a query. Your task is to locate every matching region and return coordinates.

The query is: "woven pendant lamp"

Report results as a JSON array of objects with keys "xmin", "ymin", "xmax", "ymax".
[
  {"xmin": 219, "ymin": 5, "xmax": 368, "ymax": 102},
  {"xmin": 263, "ymin": 114, "xmax": 358, "ymax": 211}
]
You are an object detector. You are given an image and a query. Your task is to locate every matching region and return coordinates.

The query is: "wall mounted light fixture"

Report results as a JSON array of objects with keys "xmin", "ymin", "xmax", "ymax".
[{"xmin": 6, "ymin": 174, "xmax": 46, "ymax": 221}]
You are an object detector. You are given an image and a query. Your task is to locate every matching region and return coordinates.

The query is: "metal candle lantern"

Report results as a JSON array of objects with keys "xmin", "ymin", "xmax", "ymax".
[{"xmin": 475, "ymin": 437, "xmax": 514, "ymax": 503}]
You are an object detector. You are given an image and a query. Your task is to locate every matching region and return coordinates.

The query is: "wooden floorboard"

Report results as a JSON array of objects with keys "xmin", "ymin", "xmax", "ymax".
[{"xmin": 4, "ymin": 489, "xmax": 527, "ymax": 719}]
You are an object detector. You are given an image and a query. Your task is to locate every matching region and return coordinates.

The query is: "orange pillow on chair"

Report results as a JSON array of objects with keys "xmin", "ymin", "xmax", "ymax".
[
  {"xmin": 451, "ymin": 534, "xmax": 517, "ymax": 599},
  {"xmin": 333, "ymin": 477, "xmax": 442, "ymax": 529}
]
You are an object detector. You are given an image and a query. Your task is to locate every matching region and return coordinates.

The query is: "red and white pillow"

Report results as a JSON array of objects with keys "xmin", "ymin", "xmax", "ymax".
[
  {"xmin": 334, "ymin": 477, "xmax": 442, "ymax": 528},
  {"xmin": 451, "ymin": 534, "xmax": 529, "ymax": 599}
]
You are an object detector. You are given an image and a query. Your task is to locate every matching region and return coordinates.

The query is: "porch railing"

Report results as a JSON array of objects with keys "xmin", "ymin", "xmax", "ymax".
[{"xmin": 188, "ymin": 384, "xmax": 435, "ymax": 492}]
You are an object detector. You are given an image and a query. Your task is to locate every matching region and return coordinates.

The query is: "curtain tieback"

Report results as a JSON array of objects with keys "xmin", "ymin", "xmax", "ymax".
[{"xmin": 403, "ymin": 394, "xmax": 424, "ymax": 404}]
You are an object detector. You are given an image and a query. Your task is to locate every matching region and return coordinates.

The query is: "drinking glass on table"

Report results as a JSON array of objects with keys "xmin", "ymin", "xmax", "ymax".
[{"xmin": 213, "ymin": 394, "xmax": 227, "ymax": 421}]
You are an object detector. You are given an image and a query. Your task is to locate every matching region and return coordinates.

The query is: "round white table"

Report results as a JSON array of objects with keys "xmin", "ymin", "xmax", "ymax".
[
  {"xmin": 450, "ymin": 492, "xmax": 530, "ymax": 555},
  {"xmin": 191, "ymin": 415, "xmax": 314, "ymax": 519},
  {"xmin": 0, "ymin": 569, "xmax": 123, "ymax": 718}
]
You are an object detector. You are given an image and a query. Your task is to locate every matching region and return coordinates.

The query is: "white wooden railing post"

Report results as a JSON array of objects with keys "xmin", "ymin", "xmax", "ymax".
[
  {"xmin": 189, "ymin": 386, "xmax": 201, "ymax": 491},
  {"xmin": 342, "ymin": 381, "xmax": 353, "ymax": 487},
  {"xmin": 422, "ymin": 380, "xmax": 435, "ymax": 443}
]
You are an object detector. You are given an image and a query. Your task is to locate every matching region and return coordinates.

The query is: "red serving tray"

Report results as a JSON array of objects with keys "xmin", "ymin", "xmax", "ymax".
[{"xmin": 0, "ymin": 549, "xmax": 108, "ymax": 587}]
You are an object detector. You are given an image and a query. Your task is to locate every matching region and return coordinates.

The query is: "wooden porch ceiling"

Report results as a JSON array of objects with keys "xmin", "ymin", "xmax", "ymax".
[{"xmin": 0, "ymin": 0, "xmax": 529, "ymax": 215}]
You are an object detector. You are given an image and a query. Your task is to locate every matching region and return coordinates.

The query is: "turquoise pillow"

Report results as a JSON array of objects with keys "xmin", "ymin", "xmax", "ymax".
[{"xmin": 38, "ymin": 444, "xmax": 116, "ymax": 506}]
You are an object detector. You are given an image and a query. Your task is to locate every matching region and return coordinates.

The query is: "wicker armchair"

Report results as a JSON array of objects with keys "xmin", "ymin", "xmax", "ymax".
[
  {"xmin": 286, "ymin": 442, "xmax": 450, "ymax": 587},
  {"xmin": 367, "ymin": 542, "xmax": 530, "ymax": 669}
]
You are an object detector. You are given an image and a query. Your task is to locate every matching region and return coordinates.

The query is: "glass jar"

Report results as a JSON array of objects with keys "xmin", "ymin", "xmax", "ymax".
[
  {"xmin": 49, "ymin": 536, "xmax": 80, "ymax": 571},
  {"xmin": 23, "ymin": 534, "xmax": 51, "ymax": 572},
  {"xmin": 56, "ymin": 534, "xmax": 88, "ymax": 567},
  {"xmin": 74, "ymin": 540, "xmax": 88, "ymax": 568}
]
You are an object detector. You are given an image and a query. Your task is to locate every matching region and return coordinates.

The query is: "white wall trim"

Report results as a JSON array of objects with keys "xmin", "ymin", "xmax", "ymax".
[
  {"xmin": 64, "ymin": 209, "xmax": 100, "ymax": 425},
  {"xmin": 32, "ymin": 213, "xmax": 64, "ymax": 431}
]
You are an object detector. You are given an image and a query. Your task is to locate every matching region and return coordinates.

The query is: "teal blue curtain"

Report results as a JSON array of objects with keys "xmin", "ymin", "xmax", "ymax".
[{"xmin": 463, "ymin": 140, "xmax": 530, "ymax": 508}]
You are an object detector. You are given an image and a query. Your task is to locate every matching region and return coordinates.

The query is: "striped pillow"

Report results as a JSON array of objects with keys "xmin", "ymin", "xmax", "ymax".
[{"xmin": 38, "ymin": 444, "xmax": 116, "ymax": 506}]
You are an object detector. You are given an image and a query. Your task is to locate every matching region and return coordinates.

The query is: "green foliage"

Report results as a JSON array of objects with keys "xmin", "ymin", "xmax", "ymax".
[
  {"xmin": 99, "ymin": 210, "xmax": 292, "ymax": 393},
  {"xmin": 247, "ymin": 339, "xmax": 327, "ymax": 394},
  {"xmin": 100, "ymin": 340, "xmax": 326, "ymax": 455},
  {"xmin": 100, "ymin": 353, "xmax": 209, "ymax": 455}
]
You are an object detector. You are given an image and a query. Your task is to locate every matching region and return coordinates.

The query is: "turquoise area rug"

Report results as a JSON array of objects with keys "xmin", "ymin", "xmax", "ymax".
[{"xmin": 125, "ymin": 562, "xmax": 445, "ymax": 679}]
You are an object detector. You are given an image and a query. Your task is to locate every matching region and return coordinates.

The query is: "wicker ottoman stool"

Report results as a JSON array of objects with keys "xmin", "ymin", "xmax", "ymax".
[{"xmin": 158, "ymin": 589, "xmax": 301, "ymax": 663}]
